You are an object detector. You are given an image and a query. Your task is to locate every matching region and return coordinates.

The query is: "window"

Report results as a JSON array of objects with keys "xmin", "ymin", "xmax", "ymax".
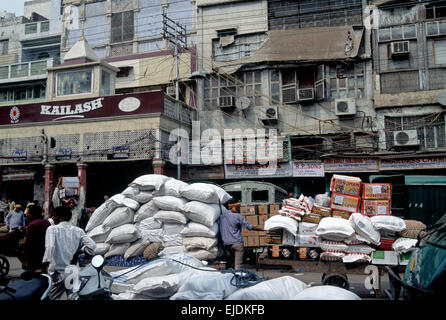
[
  {"xmin": 227, "ymin": 191, "xmax": 242, "ymax": 202},
  {"xmin": 434, "ymin": 39, "xmax": 446, "ymax": 64},
  {"xmin": 117, "ymin": 66, "xmax": 132, "ymax": 78},
  {"xmin": 251, "ymin": 190, "xmax": 269, "ymax": 203},
  {"xmin": 40, "ymin": 21, "xmax": 49, "ymax": 33},
  {"xmin": 101, "ymin": 70, "xmax": 112, "ymax": 96},
  {"xmin": 56, "ymin": 69, "xmax": 92, "ymax": 96},
  {"xmin": 217, "ymin": 29, "xmax": 237, "ymax": 38},
  {"xmin": 25, "ymin": 23, "xmax": 38, "ymax": 35},
  {"xmin": 378, "ymin": 24, "xmax": 416, "ymax": 42},
  {"xmin": 384, "ymin": 115, "xmax": 446, "ymax": 149},
  {"xmin": 111, "ymin": 11, "xmax": 134, "ymax": 43},
  {"xmin": 426, "ymin": 1, "xmax": 446, "ymax": 19},
  {"xmin": 239, "ymin": 71, "xmax": 262, "ymax": 107},
  {"xmin": 330, "ymin": 63, "xmax": 364, "ymax": 99},
  {"xmin": 0, "ymin": 40, "xmax": 8, "ymax": 55},
  {"xmin": 0, "ymin": 83, "xmax": 45, "ymax": 103}
]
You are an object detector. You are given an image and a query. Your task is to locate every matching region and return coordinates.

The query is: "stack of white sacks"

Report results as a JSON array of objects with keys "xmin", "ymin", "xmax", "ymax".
[{"xmin": 84, "ymin": 174, "xmax": 231, "ymax": 261}]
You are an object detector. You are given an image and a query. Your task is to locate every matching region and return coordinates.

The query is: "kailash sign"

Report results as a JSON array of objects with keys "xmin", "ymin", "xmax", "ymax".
[{"xmin": 0, "ymin": 91, "xmax": 164, "ymax": 125}]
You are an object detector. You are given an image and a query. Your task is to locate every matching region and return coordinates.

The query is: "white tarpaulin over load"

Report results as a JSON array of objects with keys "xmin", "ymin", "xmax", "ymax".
[{"xmin": 264, "ymin": 215, "xmax": 299, "ymax": 236}]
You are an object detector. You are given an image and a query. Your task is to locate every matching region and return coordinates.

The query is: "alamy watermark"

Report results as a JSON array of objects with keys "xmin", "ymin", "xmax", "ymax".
[{"xmin": 168, "ymin": 121, "xmax": 282, "ymax": 175}]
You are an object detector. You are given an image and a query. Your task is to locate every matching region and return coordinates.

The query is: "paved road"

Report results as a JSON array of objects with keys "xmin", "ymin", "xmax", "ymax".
[{"xmin": 2, "ymin": 256, "xmax": 394, "ymax": 300}]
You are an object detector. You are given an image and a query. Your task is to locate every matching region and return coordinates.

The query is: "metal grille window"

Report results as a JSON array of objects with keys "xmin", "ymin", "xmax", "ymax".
[
  {"xmin": 25, "ymin": 23, "xmax": 38, "ymax": 35},
  {"xmin": 111, "ymin": 11, "xmax": 134, "ymax": 43},
  {"xmin": 384, "ymin": 115, "xmax": 446, "ymax": 149},
  {"xmin": 238, "ymin": 71, "xmax": 262, "ymax": 107},
  {"xmin": 378, "ymin": 24, "xmax": 416, "ymax": 42},
  {"xmin": 426, "ymin": 1, "xmax": 446, "ymax": 19},
  {"xmin": 329, "ymin": 63, "xmax": 364, "ymax": 99},
  {"xmin": 40, "ymin": 21, "xmax": 49, "ymax": 33}
]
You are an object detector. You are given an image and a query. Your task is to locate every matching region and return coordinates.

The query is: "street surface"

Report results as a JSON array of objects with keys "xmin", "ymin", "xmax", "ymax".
[{"xmin": 3, "ymin": 256, "xmax": 393, "ymax": 300}]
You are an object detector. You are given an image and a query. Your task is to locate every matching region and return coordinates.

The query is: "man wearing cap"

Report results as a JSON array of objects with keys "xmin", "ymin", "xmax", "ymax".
[{"xmin": 5, "ymin": 204, "xmax": 25, "ymax": 233}]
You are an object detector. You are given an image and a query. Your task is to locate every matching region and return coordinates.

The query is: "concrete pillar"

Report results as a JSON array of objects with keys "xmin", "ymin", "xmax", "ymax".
[
  {"xmin": 77, "ymin": 162, "xmax": 88, "ymax": 191},
  {"xmin": 152, "ymin": 159, "xmax": 165, "ymax": 175},
  {"xmin": 44, "ymin": 164, "xmax": 54, "ymax": 218}
]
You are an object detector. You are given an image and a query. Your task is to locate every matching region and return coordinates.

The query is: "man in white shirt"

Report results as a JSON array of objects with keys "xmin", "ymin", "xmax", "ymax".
[{"xmin": 42, "ymin": 206, "xmax": 96, "ymax": 300}]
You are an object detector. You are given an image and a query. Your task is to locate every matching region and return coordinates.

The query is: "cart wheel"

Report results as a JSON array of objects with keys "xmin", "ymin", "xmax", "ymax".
[
  {"xmin": 322, "ymin": 273, "xmax": 349, "ymax": 290},
  {"xmin": 0, "ymin": 256, "xmax": 9, "ymax": 277}
]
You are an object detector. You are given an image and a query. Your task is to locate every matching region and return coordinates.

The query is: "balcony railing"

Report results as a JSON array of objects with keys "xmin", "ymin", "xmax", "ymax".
[{"xmin": 0, "ymin": 58, "xmax": 53, "ymax": 81}]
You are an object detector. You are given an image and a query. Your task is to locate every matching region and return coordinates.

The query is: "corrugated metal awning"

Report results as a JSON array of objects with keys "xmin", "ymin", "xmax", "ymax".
[{"xmin": 214, "ymin": 26, "xmax": 364, "ymax": 74}]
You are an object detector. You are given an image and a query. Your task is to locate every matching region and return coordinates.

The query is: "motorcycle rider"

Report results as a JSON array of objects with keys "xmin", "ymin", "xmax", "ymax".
[{"xmin": 42, "ymin": 206, "xmax": 96, "ymax": 300}]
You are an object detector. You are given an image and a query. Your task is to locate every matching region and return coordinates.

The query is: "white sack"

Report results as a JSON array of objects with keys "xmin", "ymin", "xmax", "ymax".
[
  {"xmin": 171, "ymin": 272, "xmax": 238, "ymax": 300},
  {"xmin": 87, "ymin": 225, "xmax": 111, "ymax": 243},
  {"xmin": 316, "ymin": 217, "xmax": 355, "ymax": 241},
  {"xmin": 264, "ymin": 215, "xmax": 299, "ymax": 237},
  {"xmin": 295, "ymin": 235, "xmax": 320, "ymax": 247},
  {"xmin": 344, "ymin": 233, "xmax": 371, "ymax": 245},
  {"xmin": 345, "ymin": 244, "xmax": 375, "ymax": 255},
  {"xmin": 85, "ymin": 202, "xmax": 113, "ymax": 232},
  {"xmin": 181, "ymin": 222, "xmax": 219, "ymax": 238},
  {"xmin": 152, "ymin": 196, "xmax": 188, "ymax": 212},
  {"xmin": 183, "ymin": 201, "xmax": 223, "ymax": 228},
  {"xmin": 102, "ymin": 206, "xmax": 134, "ymax": 230},
  {"xmin": 162, "ymin": 234, "xmax": 184, "ymax": 247},
  {"xmin": 133, "ymin": 273, "xmax": 187, "ymax": 299},
  {"xmin": 320, "ymin": 240, "xmax": 349, "ymax": 253},
  {"xmin": 163, "ymin": 223, "xmax": 186, "ymax": 235},
  {"xmin": 349, "ymin": 213, "xmax": 381, "ymax": 246},
  {"xmin": 183, "ymin": 237, "xmax": 217, "ymax": 251},
  {"xmin": 371, "ymin": 215, "xmax": 406, "ymax": 232},
  {"xmin": 392, "ymin": 237, "xmax": 418, "ymax": 253},
  {"xmin": 137, "ymin": 217, "xmax": 162, "ymax": 231},
  {"xmin": 106, "ymin": 224, "xmax": 139, "ymax": 244},
  {"xmin": 291, "ymin": 285, "xmax": 361, "ymax": 300},
  {"xmin": 140, "ymin": 228, "xmax": 163, "ymax": 243},
  {"xmin": 107, "ymin": 194, "xmax": 140, "ymax": 211},
  {"xmin": 158, "ymin": 246, "xmax": 186, "ymax": 257},
  {"xmin": 298, "ymin": 222, "xmax": 319, "ymax": 235},
  {"xmin": 105, "ymin": 243, "xmax": 131, "ymax": 258},
  {"xmin": 343, "ymin": 253, "xmax": 372, "ymax": 263},
  {"xmin": 122, "ymin": 186, "xmax": 154, "ymax": 204},
  {"xmin": 129, "ymin": 174, "xmax": 169, "ymax": 191},
  {"xmin": 124, "ymin": 239, "xmax": 151, "ymax": 261},
  {"xmin": 94, "ymin": 242, "xmax": 110, "ymax": 256},
  {"xmin": 134, "ymin": 200, "xmax": 158, "ymax": 223},
  {"xmin": 163, "ymin": 178, "xmax": 189, "ymax": 198},
  {"xmin": 153, "ymin": 210, "xmax": 187, "ymax": 225},
  {"xmin": 187, "ymin": 247, "xmax": 218, "ymax": 261},
  {"xmin": 226, "ymin": 276, "xmax": 309, "ymax": 300},
  {"xmin": 181, "ymin": 183, "xmax": 231, "ymax": 204},
  {"xmin": 315, "ymin": 192, "xmax": 331, "ymax": 207}
]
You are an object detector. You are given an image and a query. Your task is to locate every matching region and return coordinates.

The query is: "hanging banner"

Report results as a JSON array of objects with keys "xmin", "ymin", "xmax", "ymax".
[
  {"xmin": 224, "ymin": 161, "xmax": 293, "ymax": 179},
  {"xmin": 292, "ymin": 161, "xmax": 325, "ymax": 177},
  {"xmin": 380, "ymin": 157, "xmax": 446, "ymax": 171},
  {"xmin": 324, "ymin": 158, "xmax": 379, "ymax": 172}
]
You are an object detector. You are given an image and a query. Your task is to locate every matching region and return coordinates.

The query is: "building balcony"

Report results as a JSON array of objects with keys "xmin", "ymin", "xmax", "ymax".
[{"xmin": 0, "ymin": 58, "xmax": 55, "ymax": 84}]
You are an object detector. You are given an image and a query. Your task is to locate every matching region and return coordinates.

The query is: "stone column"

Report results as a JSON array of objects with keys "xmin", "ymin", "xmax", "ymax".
[
  {"xmin": 152, "ymin": 159, "xmax": 165, "ymax": 175},
  {"xmin": 77, "ymin": 162, "xmax": 88, "ymax": 191},
  {"xmin": 43, "ymin": 163, "xmax": 54, "ymax": 218}
]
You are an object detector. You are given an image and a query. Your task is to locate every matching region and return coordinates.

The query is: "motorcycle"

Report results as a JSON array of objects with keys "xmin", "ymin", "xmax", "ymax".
[
  {"xmin": 69, "ymin": 255, "xmax": 113, "ymax": 300},
  {"xmin": 0, "ymin": 271, "xmax": 52, "ymax": 300}
]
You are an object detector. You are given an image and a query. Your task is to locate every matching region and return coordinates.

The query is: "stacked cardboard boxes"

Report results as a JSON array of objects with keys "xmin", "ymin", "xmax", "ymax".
[
  {"xmin": 329, "ymin": 175, "xmax": 362, "ymax": 219},
  {"xmin": 241, "ymin": 204, "xmax": 275, "ymax": 247},
  {"xmin": 362, "ymin": 183, "xmax": 392, "ymax": 216}
]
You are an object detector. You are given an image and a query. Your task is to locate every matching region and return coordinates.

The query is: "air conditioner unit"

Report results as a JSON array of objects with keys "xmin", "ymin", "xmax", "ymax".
[
  {"xmin": 260, "ymin": 106, "xmax": 279, "ymax": 124},
  {"xmin": 335, "ymin": 98, "xmax": 356, "ymax": 116},
  {"xmin": 218, "ymin": 96, "xmax": 235, "ymax": 108},
  {"xmin": 391, "ymin": 41, "xmax": 410, "ymax": 57},
  {"xmin": 298, "ymin": 88, "xmax": 315, "ymax": 101},
  {"xmin": 166, "ymin": 86, "xmax": 175, "ymax": 96},
  {"xmin": 393, "ymin": 130, "xmax": 419, "ymax": 147}
]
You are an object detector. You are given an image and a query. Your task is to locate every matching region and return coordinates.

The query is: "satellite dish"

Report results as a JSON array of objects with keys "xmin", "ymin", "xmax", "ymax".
[
  {"xmin": 438, "ymin": 92, "xmax": 446, "ymax": 106},
  {"xmin": 236, "ymin": 96, "xmax": 251, "ymax": 110}
]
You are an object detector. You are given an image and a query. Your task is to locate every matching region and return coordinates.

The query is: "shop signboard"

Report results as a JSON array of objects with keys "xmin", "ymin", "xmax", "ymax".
[
  {"xmin": 12, "ymin": 149, "xmax": 27, "ymax": 161},
  {"xmin": 324, "ymin": 158, "xmax": 379, "ymax": 172},
  {"xmin": 379, "ymin": 157, "xmax": 446, "ymax": 170},
  {"xmin": 111, "ymin": 146, "xmax": 130, "ymax": 159},
  {"xmin": 224, "ymin": 161, "xmax": 293, "ymax": 179},
  {"xmin": 55, "ymin": 148, "xmax": 72, "ymax": 161},
  {"xmin": 292, "ymin": 161, "xmax": 325, "ymax": 177}
]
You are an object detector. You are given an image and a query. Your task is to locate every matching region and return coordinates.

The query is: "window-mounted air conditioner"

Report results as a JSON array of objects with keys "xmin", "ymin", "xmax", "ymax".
[
  {"xmin": 393, "ymin": 130, "xmax": 419, "ymax": 147},
  {"xmin": 298, "ymin": 88, "xmax": 315, "ymax": 101},
  {"xmin": 335, "ymin": 98, "xmax": 356, "ymax": 117},
  {"xmin": 260, "ymin": 105, "xmax": 279, "ymax": 125},
  {"xmin": 391, "ymin": 41, "xmax": 409, "ymax": 57}
]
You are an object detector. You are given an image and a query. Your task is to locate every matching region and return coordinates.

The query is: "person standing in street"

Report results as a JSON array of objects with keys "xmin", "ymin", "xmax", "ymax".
[
  {"xmin": 22, "ymin": 204, "xmax": 51, "ymax": 272},
  {"xmin": 219, "ymin": 199, "xmax": 264, "ymax": 270},
  {"xmin": 42, "ymin": 206, "xmax": 96, "ymax": 300},
  {"xmin": 4, "ymin": 204, "xmax": 24, "ymax": 233},
  {"xmin": 52, "ymin": 177, "xmax": 86, "ymax": 227}
]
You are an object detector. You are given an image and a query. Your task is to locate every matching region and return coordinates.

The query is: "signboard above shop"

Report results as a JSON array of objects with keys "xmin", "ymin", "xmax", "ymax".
[
  {"xmin": 292, "ymin": 161, "xmax": 325, "ymax": 177},
  {"xmin": 0, "ymin": 91, "xmax": 164, "ymax": 126},
  {"xmin": 225, "ymin": 162, "xmax": 293, "ymax": 179},
  {"xmin": 324, "ymin": 158, "xmax": 379, "ymax": 172}
]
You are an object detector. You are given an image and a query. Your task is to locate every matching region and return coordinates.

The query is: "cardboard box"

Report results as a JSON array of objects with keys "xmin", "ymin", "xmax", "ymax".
[
  {"xmin": 331, "ymin": 210, "xmax": 352, "ymax": 220},
  {"xmin": 330, "ymin": 174, "xmax": 362, "ymax": 196},
  {"xmin": 296, "ymin": 247, "xmax": 322, "ymax": 261},
  {"xmin": 246, "ymin": 215, "xmax": 259, "ymax": 226},
  {"xmin": 246, "ymin": 236, "xmax": 260, "ymax": 247},
  {"xmin": 266, "ymin": 230, "xmax": 282, "ymax": 244},
  {"xmin": 363, "ymin": 183, "xmax": 392, "ymax": 200},
  {"xmin": 301, "ymin": 213, "xmax": 322, "ymax": 224},
  {"xmin": 240, "ymin": 205, "xmax": 256, "ymax": 215},
  {"xmin": 257, "ymin": 204, "xmax": 269, "ymax": 215},
  {"xmin": 242, "ymin": 229, "xmax": 255, "ymax": 236},
  {"xmin": 330, "ymin": 193, "xmax": 361, "ymax": 213},
  {"xmin": 258, "ymin": 215, "xmax": 268, "ymax": 225},
  {"xmin": 362, "ymin": 199, "xmax": 391, "ymax": 216},
  {"xmin": 269, "ymin": 203, "xmax": 280, "ymax": 215},
  {"xmin": 312, "ymin": 204, "xmax": 332, "ymax": 217},
  {"xmin": 267, "ymin": 245, "xmax": 295, "ymax": 260},
  {"xmin": 371, "ymin": 250, "xmax": 398, "ymax": 265},
  {"xmin": 259, "ymin": 236, "xmax": 267, "ymax": 246}
]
